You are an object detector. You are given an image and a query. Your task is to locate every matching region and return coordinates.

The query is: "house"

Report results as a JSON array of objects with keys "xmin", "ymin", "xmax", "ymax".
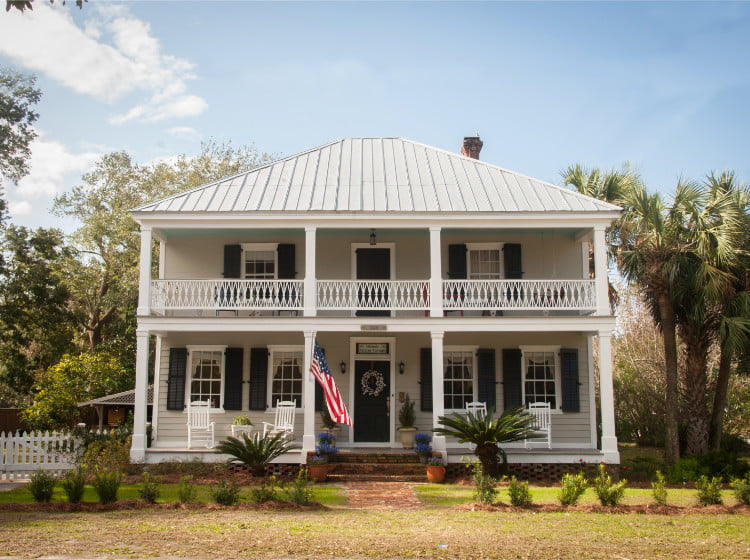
[{"xmin": 129, "ymin": 137, "xmax": 621, "ymax": 474}]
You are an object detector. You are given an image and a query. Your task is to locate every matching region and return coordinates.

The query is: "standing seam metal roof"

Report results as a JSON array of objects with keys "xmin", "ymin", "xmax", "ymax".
[{"xmin": 132, "ymin": 138, "xmax": 620, "ymax": 214}]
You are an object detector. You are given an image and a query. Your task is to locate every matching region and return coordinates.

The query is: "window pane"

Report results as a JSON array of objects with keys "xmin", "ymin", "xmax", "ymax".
[
  {"xmin": 524, "ymin": 351, "xmax": 556, "ymax": 407},
  {"xmin": 469, "ymin": 249, "xmax": 500, "ymax": 279},
  {"xmin": 271, "ymin": 351, "xmax": 303, "ymax": 405},
  {"xmin": 443, "ymin": 351, "xmax": 474, "ymax": 410},
  {"xmin": 189, "ymin": 350, "xmax": 223, "ymax": 407},
  {"xmin": 245, "ymin": 250, "xmax": 276, "ymax": 279}
]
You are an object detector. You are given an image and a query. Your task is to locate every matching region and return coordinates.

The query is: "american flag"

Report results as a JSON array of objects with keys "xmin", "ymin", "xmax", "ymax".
[{"xmin": 310, "ymin": 339, "xmax": 353, "ymax": 427}]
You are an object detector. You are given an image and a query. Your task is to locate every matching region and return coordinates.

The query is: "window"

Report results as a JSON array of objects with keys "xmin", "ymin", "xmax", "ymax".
[
  {"xmin": 241, "ymin": 243, "xmax": 277, "ymax": 279},
  {"xmin": 187, "ymin": 347, "xmax": 225, "ymax": 409},
  {"xmin": 521, "ymin": 347, "xmax": 560, "ymax": 409},
  {"xmin": 467, "ymin": 243, "xmax": 502, "ymax": 279},
  {"xmin": 443, "ymin": 349, "xmax": 475, "ymax": 410},
  {"xmin": 269, "ymin": 347, "xmax": 303, "ymax": 407}
]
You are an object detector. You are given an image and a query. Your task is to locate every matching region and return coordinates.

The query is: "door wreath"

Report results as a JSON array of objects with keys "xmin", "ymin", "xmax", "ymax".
[{"xmin": 360, "ymin": 369, "xmax": 386, "ymax": 397}]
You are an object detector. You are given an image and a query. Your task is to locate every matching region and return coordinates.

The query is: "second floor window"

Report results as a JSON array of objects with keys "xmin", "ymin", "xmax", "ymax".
[
  {"xmin": 242, "ymin": 244, "xmax": 278, "ymax": 279},
  {"xmin": 269, "ymin": 348, "xmax": 303, "ymax": 407},
  {"xmin": 467, "ymin": 244, "xmax": 502, "ymax": 280}
]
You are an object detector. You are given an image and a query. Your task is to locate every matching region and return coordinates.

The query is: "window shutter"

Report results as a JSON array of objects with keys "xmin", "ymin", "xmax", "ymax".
[
  {"xmin": 249, "ymin": 347, "xmax": 268, "ymax": 410},
  {"xmin": 277, "ymin": 244, "xmax": 296, "ymax": 279},
  {"xmin": 476, "ymin": 348, "xmax": 496, "ymax": 409},
  {"xmin": 223, "ymin": 244, "xmax": 242, "ymax": 278},
  {"xmin": 420, "ymin": 348, "xmax": 433, "ymax": 411},
  {"xmin": 502, "ymin": 348, "xmax": 523, "ymax": 410},
  {"xmin": 448, "ymin": 244, "xmax": 468, "ymax": 279},
  {"xmin": 167, "ymin": 348, "xmax": 187, "ymax": 411},
  {"xmin": 560, "ymin": 348, "xmax": 580, "ymax": 412},
  {"xmin": 503, "ymin": 243, "xmax": 523, "ymax": 279},
  {"xmin": 223, "ymin": 348, "xmax": 243, "ymax": 411}
]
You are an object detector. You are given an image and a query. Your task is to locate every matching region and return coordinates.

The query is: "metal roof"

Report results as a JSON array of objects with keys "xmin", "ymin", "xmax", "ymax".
[{"xmin": 132, "ymin": 138, "xmax": 620, "ymax": 215}]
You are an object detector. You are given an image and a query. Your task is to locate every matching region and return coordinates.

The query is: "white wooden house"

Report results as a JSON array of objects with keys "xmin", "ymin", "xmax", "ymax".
[{"xmin": 129, "ymin": 137, "xmax": 621, "ymax": 470}]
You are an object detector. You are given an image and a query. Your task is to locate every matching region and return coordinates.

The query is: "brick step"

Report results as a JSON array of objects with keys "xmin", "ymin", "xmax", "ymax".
[
  {"xmin": 330, "ymin": 462, "xmax": 426, "ymax": 476},
  {"xmin": 327, "ymin": 473, "xmax": 426, "ymax": 483},
  {"xmin": 324, "ymin": 452, "xmax": 421, "ymax": 464}
]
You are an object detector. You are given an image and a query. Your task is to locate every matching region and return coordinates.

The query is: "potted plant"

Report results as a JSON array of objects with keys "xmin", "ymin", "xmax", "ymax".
[
  {"xmin": 414, "ymin": 432, "xmax": 432, "ymax": 464},
  {"xmin": 306, "ymin": 454, "xmax": 330, "ymax": 482},
  {"xmin": 426, "ymin": 456, "xmax": 447, "ymax": 483},
  {"xmin": 397, "ymin": 394, "xmax": 417, "ymax": 448},
  {"xmin": 232, "ymin": 416, "xmax": 252, "ymax": 426},
  {"xmin": 315, "ymin": 431, "xmax": 338, "ymax": 462}
]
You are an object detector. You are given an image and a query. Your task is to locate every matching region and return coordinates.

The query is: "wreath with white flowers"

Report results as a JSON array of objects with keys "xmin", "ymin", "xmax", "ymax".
[{"xmin": 360, "ymin": 369, "xmax": 386, "ymax": 397}]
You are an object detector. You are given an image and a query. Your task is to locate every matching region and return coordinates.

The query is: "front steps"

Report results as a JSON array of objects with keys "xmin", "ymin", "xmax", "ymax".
[{"xmin": 308, "ymin": 450, "xmax": 427, "ymax": 482}]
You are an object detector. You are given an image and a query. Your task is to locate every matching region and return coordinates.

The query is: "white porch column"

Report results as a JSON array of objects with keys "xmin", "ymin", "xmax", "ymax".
[
  {"xmin": 304, "ymin": 227, "xmax": 317, "ymax": 317},
  {"xmin": 302, "ymin": 330, "xmax": 316, "ymax": 454},
  {"xmin": 430, "ymin": 330, "xmax": 446, "ymax": 453},
  {"xmin": 593, "ymin": 225, "xmax": 609, "ymax": 316},
  {"xmin": 130, "ymin": 329, "xmax": 150, "ymax": 463},
  {"xmin": 137, "ymin": 227, "xmax": 153, "ymax": 316},
  {"xmin": 598, "ymin": 332, "xmax": 619, "ymax": 462},
  {"xmin": 429, "ymin": 227, "xmax": 442, "ymax": 317},
  {"xmin": 150, "ymin": 334, "xmax": 163, "ymax": 443}
]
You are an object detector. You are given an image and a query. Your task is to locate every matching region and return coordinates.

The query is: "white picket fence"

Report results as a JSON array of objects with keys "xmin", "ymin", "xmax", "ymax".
[{"xmin": 0, "ymin": 430, "xmax": 81, "ymax": 480}]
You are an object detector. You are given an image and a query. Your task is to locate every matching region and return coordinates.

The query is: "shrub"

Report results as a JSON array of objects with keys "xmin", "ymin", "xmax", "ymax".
[
  {"xmin": 215, "ymin": 432, "xmax": 294, "ymax": 477},
  {"xmin": 731, "ymin": 474, "xmax": 750, "ymax": 506},
  {"xmin": 81, "ymin": 434, "xmax": 131, "ymax": 475},
  {"xmin": 177, "ymin": 475, "xmax": 197, "ymax": 503},
  {"xmin": 211, "ymin": 480, "xmax": 241, "ymax": 506},
  {"xmin": 137, "ymin": 472, "xmax": 161, "ymax": 504},
  {"xmin": 665, "ymin": 451, "xmax": 749, "ymax": 484},
  {"xmin": 146, "ymin": 457, "xmax": 218, "ymax": 477},
  {"xmin": 92, "ymin": 469, "xmax": 122, "ymax": 504},
  {"xmin": 592, "ymin": 464, "xmax": 627, "ymax": 506},
  {"xmin": 651, "ymin": 470, "xmax": 668, "ymax": 506},
  {"xmin": 28, "ymin": 469, "xmax": 56, "ymax": 503},
  {"xmin": 558, "ymin": 472, "xmax": 588, "ymax": 506},
  {"xmin": 61, "ymin": 467, "xmax": 86, "ymax": 504},
  {"xmin": 471, "ymin": 461, "xmax": 497, "ymax": 505},
  {"xmin": 250, "ymin": 475, "xmax": 280, "ymax": 503},
  {"xmin": 621, "ymin": 456, "xmax": 665, "ymax": 482},
  {"xmin": 283, "ymin": 469, "xmax": 314, "ymax": 505},
  {"xmin": 398, "ymin": 394, "xmax": 416, "ymax": 427},
  {"xmin": 695, "ymin": 475, "xmax": 723, "ymax": 506},
  {"xmin": 507, "ymin": 476, "xmax": 532, "ymax": 507}
]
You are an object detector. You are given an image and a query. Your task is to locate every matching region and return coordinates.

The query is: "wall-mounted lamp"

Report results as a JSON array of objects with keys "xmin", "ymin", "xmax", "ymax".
[
  {"xmin": 340, "ymin": 361, "xmax": 347, "ymax": 375},
  {"xmin": 399, "ymin": 361, "xmax": 405, "ymax": 375},
  {"xmin": 369, "ymin": 229, "xmax": 377, "ymax": 245}
]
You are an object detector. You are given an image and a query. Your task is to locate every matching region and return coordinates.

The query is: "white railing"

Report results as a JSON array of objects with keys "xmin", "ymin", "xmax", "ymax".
[
  {"xmin": 317, "ymin": 280, "xmax": 430, "ymax": 310},
  {"xmin": 151, "ymin": 279, "xmax": 304, "ymax": 312},
  {"xmin": 0, "ymin": 430, "xmax": 80, "ymax": 479},
  {"xmin": 442, "ymin": 279, "xmax": 597, "ymax": 311}
]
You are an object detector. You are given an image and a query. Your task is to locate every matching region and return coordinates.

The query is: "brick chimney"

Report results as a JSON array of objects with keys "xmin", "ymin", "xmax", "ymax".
[{"xmin": 461, "ymin": 136, "xmax": 483, "ymax": 159}]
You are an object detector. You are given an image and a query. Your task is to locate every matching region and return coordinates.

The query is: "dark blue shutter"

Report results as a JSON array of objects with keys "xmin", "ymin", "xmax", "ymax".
[
  {"xmin": 503, "ymin": 243, "xmax": 523, "ymax": 279},
  {"xmin": 167, "ymin": 348, "xmax": 187, "ymax": 411},
  {"xmin": 476, "ymin": 348, "xmax": 496, "ymax": 409},
  {"xmin": 560, "ymin": 348, "xmax": 580, "ymax": 412},
  {"xmin": 223, "ymin": 348, "xmax": 243, "ymax": 411},
  {"xmin": 277, "ymin": 244, "xmax": 296, "ymax": 279},
  {"xmin": 448, "ymin": 244, "xmax": 468, "ymax": 279},
  {"xmin": 223, "ymin": 244, "xmax": 242, "ymax": 278},
  {"xmin": 420, "ymin": 348, "xmax": 433, "ymax": 411},
  {"xmin": 249, "ymin": 347, "xmax": 268, "ymax": 410},
  {"xmin": 502, "ymin": 348, "xmax": 523, "ymax": 410}
]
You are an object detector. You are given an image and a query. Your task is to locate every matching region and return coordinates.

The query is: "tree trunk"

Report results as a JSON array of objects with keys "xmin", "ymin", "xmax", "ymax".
[
  {"xmin": 656, "ymin": 290, "xmax": 681, "ymax": 464},
  {"xmin": 682, "ymin": 325, "xmax": 711, "ymax": 457},
  {"xmin": 709, "ymin": 344, "xmax": 732, "ymax": 451},
  {"xmin": 475, "ymin": 443, "xmax": 501, "ymax": 478}
]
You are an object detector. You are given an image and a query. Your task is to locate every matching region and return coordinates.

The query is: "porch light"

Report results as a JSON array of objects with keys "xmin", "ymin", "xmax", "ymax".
[
  {"xmin": 399, "ymin": 361, "xmax": 405, "ymax": 375},
  {"xmin": 370, "ymin": 229, "xmax": 377, "ymax": 245},
  {"xmin": 340, "ymin": 361, "xmax": 347, "ymax": 375}
]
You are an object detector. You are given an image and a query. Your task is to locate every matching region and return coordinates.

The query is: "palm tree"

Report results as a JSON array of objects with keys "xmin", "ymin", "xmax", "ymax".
[
  {"xmin": 215, "ymin": 432, "xmax": 294, "ymax": 477},
  {"xmin": 434, "ymin": 407, "xmax": 535, "ymax": 478}
]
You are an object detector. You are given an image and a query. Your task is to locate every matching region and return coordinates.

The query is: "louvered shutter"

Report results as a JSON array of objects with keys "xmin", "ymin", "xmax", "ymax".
[
  {"xmin": 223, "ymin": 244, "xmax": 242, "ymax": 278},
  {"xmin": 167, "ymin": 348, "xmax": 187, "ymax": 411},
  {"xmin": 277, "ymin": 244, "xmax": 296, "ymax": 279},
  {"xmin": 249, "ymin": 348, "xmax": 268, "ymax": 410},
  {"xmin": 448, "ymin": 244, "xmax": 468, "ymax": 279},
  {"xmin": 223, "ymin": 348, "xmax": 243, "ymax": 411},
  {"xmin": 560, "ymin": 348, "xmax": 580, "ymax": 412},
  {"xmin": 420, "ymin": 348, "xmax": 433, "ymax": 411},
  {"xmin": 502, "ymin": 348, "xmax": 523, "ymax": 410},
  {"xmin": 503, "ymin": 243, "xmax": 523, "ymax": 279},
  {"xmin": 476, "ymin": 348, "xmax": 496, "ymax": 409}
]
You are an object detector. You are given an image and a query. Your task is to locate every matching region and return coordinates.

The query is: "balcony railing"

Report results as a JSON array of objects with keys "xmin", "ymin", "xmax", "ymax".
[{"xmin": 149, "ymin": 279, "xmax": 596, "ymax": 314}]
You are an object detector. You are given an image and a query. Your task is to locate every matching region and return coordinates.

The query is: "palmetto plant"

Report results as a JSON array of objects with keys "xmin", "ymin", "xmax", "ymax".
[
  {"xmin": 215, "ymin": 432, "xmax": 294, "ymax": 477},
  {"xmin": 434, "ymin": 407, "xmax": 535, "ymax": 478}
]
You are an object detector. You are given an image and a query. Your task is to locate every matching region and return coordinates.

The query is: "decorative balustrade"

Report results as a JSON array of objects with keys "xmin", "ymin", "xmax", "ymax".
[
  {"xmin": 317, "ymin": 280, "xmax": 430, "ymax": 310},
  {"xmin": 442, "ymin": 279, "xmax": 596, "ymax": 311},
  {"xmin": 151, "ymin": 279, "xmax": 304, "ymax": 312}
]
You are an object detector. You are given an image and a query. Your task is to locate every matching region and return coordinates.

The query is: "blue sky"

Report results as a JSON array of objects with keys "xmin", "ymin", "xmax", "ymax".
[{"xmin": 1, "ymin": 1, "xmax": 748, "ymax": 230}]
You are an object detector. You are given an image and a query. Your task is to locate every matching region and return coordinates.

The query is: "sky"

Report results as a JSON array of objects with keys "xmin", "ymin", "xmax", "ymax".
[{"xmin": 1, "ymin": 0, "xmax": 749, "ymax": 231}]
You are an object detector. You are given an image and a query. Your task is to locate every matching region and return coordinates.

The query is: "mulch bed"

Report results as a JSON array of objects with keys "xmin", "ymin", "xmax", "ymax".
[{"xmin": 456, "ymin": 502, "xmax": 750, "ymax": 515}]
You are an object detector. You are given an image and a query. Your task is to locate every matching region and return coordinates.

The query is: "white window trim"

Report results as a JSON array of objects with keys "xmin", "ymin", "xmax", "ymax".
[
  {"xmin": 465, "ymin": 242, "xmax": 504, "ymax": 279},
  {"xmin": 267, "ymin": 345, "xmax": 304, "ymax": 411},
  {"xmin": 519, "ymin": 345, "xmax": 562, "ymax": 412},
  {"xmin": 241, "ymin": 243, "xmax": 279, "ymax": 280},
  {"xmin": 185, "ymin": 345, "xmax": 227, "ymax": 412},
  {"xmin": 443, "ymin": 345, "xmax": 478, "ymax": 413}
]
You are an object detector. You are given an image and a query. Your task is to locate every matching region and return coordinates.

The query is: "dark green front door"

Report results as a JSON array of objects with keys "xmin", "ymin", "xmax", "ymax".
[{"xmin": 354, "ymin": 360, "xmax": 390, "ymax": 442}]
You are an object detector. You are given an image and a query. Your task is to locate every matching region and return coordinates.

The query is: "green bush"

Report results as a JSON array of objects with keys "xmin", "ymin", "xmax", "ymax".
[
  {"xmin": 28, "ymin": 469, "xmax": 56, "ymax": 503},
  {"xmin": 621, "ymin": 456, "xmax": 665, "ymax": 482},
  {"xmin": 92, "ymin": 469, "xmax": 122, "ymax": 504},
  {"xmin": 507, "ymin": 476, "xmax": 532, "ymax": 507},
  {"xmin": 137, "ymin": 472, "xmax": 161, "ymax": 504},
  {"xmin": 81, "ymin": 434, "xmax": 131, "ymax": 475},
  {"xmin": 283, "ymin": 469, "xmax": 314, "ymax": 506},
  {"xmin": 146, "ymin": 457, "xmax": 220, "ymax": 477},
  {"xmin": 558, "ymin": 472, "xmax": 588, "ymax": 506},
  {"xmin": 471, "ymin": 461, "xmax": 497, "ymax": 505},
  {"xmin": 731, "ymin": 474, "xmax": 750, "ymax": 506},
  {"xmin": 651, "ymin": 470, "xmax": 668, "ymax": 506},
  {"xmin": 592, "ymin": 464, "xmax": 627, "ymax": 506},
  {"xmin": 177, "ymin": 475, "xmax": 197, "ymax": 503},
  {"xmin": 665, "ymin": 451, "xmax": 749, "ymax": 483},
  {"xmin": 695, "ymin": 475, "xmax": 723, "ymax": 506},
  {"xmin": 211, "ymin": 480, "xmax": 241, "ymax": 506},
  {"xmin": 215, "ymin": 432, "xmax": 294, "ymax": 477},
  {"xmin": 61, "ymin": 467, "xmax": 86, "ymax": 504},
  {"xmin": 250, "ymin": 475, "xmax": 280, "ymax": 504}
]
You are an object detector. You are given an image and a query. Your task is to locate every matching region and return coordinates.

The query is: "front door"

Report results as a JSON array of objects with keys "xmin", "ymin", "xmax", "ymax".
[
  {"xmin": 354, "ymin": 360, "xmax": 390, "ymax": 442},
  {"xmin": 356, "ymin": 247, "xmax": 390, "ymax": 317}
]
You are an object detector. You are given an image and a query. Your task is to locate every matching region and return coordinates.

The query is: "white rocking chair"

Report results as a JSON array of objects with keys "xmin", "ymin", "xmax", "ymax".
[
  {"xmin": 262, "ymin": 400, "xmax": 296, "ymax": 438},
  {"xmin": 465, "ymin": 401, "xmax": 487, "ymax": 450},
  {"xmin": 524, "ymin": 402, "xmax": 551, "ymax": 449},
  {"xmin": 187, "ymin": 400, "xmax": 215, "ymax": 449}
]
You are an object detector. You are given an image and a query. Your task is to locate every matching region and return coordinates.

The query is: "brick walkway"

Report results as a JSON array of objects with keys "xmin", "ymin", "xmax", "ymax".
[{"xmin": 342, "ymin": 481, "xmax": 423, "ymax": 510}]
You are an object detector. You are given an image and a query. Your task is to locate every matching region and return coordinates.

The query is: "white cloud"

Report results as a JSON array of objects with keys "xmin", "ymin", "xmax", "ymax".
[
  {"xmin": 0, "ymin": 3, "xmax": 207, "ymax": 123},
  {"xmin": 166, "ymin": 126, "xmax": 202, "ymax": 140},
  {"xmin": 7, "ymin": 199, "xmax": 32, "ymax": 217}
]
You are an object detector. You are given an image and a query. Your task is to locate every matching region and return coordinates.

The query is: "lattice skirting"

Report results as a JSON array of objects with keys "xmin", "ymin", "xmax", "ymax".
[
  {"xmin": 447, "ymin": 462, "xmax": 620, "ymax": 483},
  {"xmin": 229, "ymin": 463, "xmax": 302, "ymax": 478}
]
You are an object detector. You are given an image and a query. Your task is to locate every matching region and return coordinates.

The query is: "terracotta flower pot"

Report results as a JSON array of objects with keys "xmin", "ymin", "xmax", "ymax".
[
  {"xmin": 426, "ymin": 465, "xmax": 446, "ymax": 483},
  {"xmin": 307, "ymin": 464, "xmax": 329, "ymax": 482}
]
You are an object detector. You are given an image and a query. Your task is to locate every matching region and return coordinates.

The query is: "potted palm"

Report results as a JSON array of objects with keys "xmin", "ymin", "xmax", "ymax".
[{"xmin": 397, "ymin": 394, "xmax": 417, "ymax": 448}]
